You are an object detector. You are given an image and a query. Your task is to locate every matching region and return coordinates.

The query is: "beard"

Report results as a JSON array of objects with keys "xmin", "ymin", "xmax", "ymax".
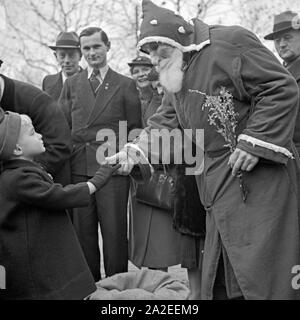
[{"xmin": 159, "ymin": 48, "xmax": 184, "ymax": 93}]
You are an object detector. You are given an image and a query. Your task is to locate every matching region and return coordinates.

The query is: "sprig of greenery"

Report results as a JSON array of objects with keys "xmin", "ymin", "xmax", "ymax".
[
  {"xmin": 190, "ymin": 87, "xmax": 248, "ymax": 202},
  {"xmin": 201, "ymin": 87, "xmax": 238, "ymax": 152}
]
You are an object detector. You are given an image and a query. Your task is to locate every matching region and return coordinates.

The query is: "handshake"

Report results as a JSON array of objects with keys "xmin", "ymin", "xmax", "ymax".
[
  {"xmin": 89, "ymin": 148, "xmax": 153, "ymax": 191},
  {"xmin": 104, "ymin": 150, "xmax": 136, "ymax": 175},
  {"xmin": 88, "ymin": 163, "xmax": 121, "ymax": 190},
  {"xmin": 88, "ymin": 149, "xmax": 139, "ymax": 191}
]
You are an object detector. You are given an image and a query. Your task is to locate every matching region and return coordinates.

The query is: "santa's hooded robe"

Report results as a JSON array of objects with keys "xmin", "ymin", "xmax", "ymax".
[{"xmin": 129, "ymin": 0, "xmax": 300, "ymax": 300}]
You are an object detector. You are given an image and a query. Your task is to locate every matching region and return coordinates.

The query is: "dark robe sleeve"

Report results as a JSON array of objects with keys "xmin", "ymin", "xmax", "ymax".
[
  {"xmin": 146, "ymin": 91, "xmax": 180, "ymax": 130},
  {"xmin": 1, "ymin": 77, "xmax": 72, "ymax": 176},
  {"xmin": 129, "ymin": 91, "xmax": 182, "ymax": 164},
  {"xmin": 28, "ymin": 92, "xmax": 72, "ymax": 174},
  {"xmin": 9, "ymin": 169, "xmax": 90, "ymax": 209},
  {"xmin": 234, "ymin": 35, "xmax": 299, "ymax": 164}
]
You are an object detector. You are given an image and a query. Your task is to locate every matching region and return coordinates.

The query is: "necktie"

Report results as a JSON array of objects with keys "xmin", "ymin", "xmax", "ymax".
[{"xmin": 90, "ymin": 69, "xmax": 101, "ymax": 94}]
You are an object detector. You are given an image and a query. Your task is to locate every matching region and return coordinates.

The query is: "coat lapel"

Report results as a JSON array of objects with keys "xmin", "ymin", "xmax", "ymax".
[
  {"xmin": 76, "ymin": 69, "xmax": 96, "ymax": 116},
  {"xmin": 51, "ymin": 73, "xmax": 63, "ymax": 99},
  {"xmin": 286, "ymin": 56, "xmax": 300, "ymax": 82},
  {"xmin": 87, "ymin": 68, "xmax": 120, "ymax": 125}
]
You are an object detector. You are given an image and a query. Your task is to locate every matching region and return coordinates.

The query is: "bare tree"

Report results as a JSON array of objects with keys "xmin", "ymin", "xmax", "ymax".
[
  {"xmin": 0, "ymin": 0, "xmax": 230, "ymax": 86},
  {"xmin": 231, "ymin": 0, "xmax": 300, "ymax": 40},
  {"xmin": 0, "ymin": 0, "xmax": 108, "ymax": 85},
  {"xmin": 158, "ymin": 0, "xmax": 222, "ymax": 19}
]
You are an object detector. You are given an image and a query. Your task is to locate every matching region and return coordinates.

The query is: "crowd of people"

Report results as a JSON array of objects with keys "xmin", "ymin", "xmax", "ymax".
[{"xmin": 0, "ymin": 0, "xmax": 300, "ymax": 300}]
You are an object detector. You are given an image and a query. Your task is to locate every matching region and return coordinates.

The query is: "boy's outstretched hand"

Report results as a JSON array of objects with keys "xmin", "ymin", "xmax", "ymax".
[{"xmin": 89, "ymin": 163, "xmax": 121, "ymax": 190}]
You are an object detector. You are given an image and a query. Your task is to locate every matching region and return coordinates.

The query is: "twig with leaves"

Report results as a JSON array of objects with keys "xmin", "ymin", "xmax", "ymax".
[{"xmin": 189, "ymin": 87, "xmax": 248, "ymax": 202}]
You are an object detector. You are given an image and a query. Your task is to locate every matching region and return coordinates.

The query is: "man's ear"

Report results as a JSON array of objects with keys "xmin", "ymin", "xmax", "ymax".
[
  {"xmin": 53, "ymin": 52, "xmax": 58, "ymax": 60},
  {"xmin": 106, "ymin": 41, "xmax": 111, "ymax": 52},
  {"xmin": 13, "ymin": 144, "xmax": 23, "ymax": 156}
]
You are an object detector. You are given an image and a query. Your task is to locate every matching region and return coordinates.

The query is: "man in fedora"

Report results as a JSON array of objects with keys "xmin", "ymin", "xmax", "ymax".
[
  {"xmin": 43, "ymin": 31, "xmax": 82, "ymax": 101},
  {"xmin": 42, "ymin": 31, "xmax": 82, "ymax": 187},
  {"xmin": 265, "ymin": 11, "xmax": 300, "ymax": 155}
]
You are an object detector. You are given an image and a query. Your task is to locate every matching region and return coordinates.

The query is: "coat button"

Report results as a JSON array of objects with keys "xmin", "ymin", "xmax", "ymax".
[{"xmin": 86, "ymin": 142, "xmax": 90, "ymax": 146}]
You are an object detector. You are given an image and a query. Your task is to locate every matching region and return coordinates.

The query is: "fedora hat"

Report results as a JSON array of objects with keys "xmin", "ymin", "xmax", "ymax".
[
  {"xmin": 48, "ymin": 31, "xmax": 80, "ymax": 50},
  {"xmin": 264, "ymin": 11, "xmax": 300, "ymax": 40}
]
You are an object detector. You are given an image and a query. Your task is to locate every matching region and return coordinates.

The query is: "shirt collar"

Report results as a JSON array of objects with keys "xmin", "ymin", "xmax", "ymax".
[
  {"xmin": 61, "ymin": 67, "xmax": 82, "ymax": 83},
  {"xmin": 87, "ymin": 64, "xmax": 109, "ymax": 80},
  {"xmin": 61, "ymin": 72, "xmax": 67, "ymax": 84}
]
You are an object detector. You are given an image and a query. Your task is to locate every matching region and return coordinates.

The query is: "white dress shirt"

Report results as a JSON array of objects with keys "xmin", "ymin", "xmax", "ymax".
[{"xmin": 87, "ymin": 64, "xmax": 109, "ymax": 84}]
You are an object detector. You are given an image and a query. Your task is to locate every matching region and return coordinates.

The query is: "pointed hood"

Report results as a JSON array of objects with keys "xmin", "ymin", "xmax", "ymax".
[{"xmin": 137, "ymin": 0, "xmax": 210, "ymax": 53}]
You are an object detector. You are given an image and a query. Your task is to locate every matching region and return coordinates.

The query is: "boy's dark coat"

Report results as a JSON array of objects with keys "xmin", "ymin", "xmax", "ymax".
[{"xmin": 0, "ymin": 159, "xmax": 96, "ymax": 299}]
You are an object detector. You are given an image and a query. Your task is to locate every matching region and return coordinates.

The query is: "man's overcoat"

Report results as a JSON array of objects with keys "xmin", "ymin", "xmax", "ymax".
[
  {"xmin": 0, "ymin": 75, "xmax": 71, "ymax": 176},
  {"xmin": 286, "ymin": 56, "xmax": 300, "ymax": 155}
]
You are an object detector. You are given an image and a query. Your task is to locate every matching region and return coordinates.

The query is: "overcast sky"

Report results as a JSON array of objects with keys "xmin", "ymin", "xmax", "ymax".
[{"xmin": 1, "ymin": 0, "xmax": 300, "ymax": 84}]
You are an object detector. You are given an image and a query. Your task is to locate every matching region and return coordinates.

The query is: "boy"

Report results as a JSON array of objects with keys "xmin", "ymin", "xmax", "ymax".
[{"xmin": 0, "ymin": 110, "xmax": 120, "ymax": 299}]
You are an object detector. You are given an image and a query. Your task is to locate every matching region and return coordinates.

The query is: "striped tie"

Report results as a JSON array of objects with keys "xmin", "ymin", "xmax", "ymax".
[{"xmin": 90, "ymin": 69, "xmax": 101, "ymax": 94}]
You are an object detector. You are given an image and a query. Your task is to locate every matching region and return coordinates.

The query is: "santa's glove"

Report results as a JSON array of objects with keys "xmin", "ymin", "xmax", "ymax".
[{"xmin": 88, "ymin": 164, "xmax": 121, "ymax": 190}]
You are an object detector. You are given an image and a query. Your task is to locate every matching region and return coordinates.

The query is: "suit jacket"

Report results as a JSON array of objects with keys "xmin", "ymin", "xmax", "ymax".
[
  {"xmin": 59, "ymin": 67, "xmax": 142, "ymax": 176},
  {"xmin": 42, "ymin": 71, "xmax": 63, "ymax": 101},
  {"xmin": 286, "ymin": 56, "xmax": 300, "ymax": 154},
  {"xmin": 42, "ymin": 71, "xmax": 84, "ymax": 185},
  {"xmin": 42, "ymin": 69, "xmax": 83, "ymax": 101},
  {"xmin": 0, "ymin": 75, "xmax": 71, "ymax": 176},
  {"xmin": 0, "ymin": 159, "xmax": 96, "ymax": 299}
]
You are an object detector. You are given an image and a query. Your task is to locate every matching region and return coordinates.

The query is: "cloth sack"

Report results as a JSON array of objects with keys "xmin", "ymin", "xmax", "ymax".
[{"xmin": 89, "ymin": 269, "xmax": 189, "ymax": 300}]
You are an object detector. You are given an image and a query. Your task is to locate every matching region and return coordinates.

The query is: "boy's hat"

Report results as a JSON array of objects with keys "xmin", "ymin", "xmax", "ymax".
[
  {"xmin": 0, "ymin": 110, "xmax": 21, "ymax": 160},
  {"xmin": 48, "ymin": 31, "xmax": 80, "ymax": 50}
]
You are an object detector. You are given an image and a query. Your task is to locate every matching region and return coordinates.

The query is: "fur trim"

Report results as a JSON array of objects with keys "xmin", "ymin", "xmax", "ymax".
[
  {"xmin": 238, "ymin": 134, "xmax": 294, "ymax": 159},
  {"xmin": 138, "ymin": 36, "xmax": 210, "ymax": 53}
]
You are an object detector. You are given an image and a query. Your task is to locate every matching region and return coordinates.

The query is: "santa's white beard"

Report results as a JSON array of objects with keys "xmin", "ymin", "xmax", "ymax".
[{"xmin": 159, "ymin": 48, "xmax": 184, "ymax": 93}]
